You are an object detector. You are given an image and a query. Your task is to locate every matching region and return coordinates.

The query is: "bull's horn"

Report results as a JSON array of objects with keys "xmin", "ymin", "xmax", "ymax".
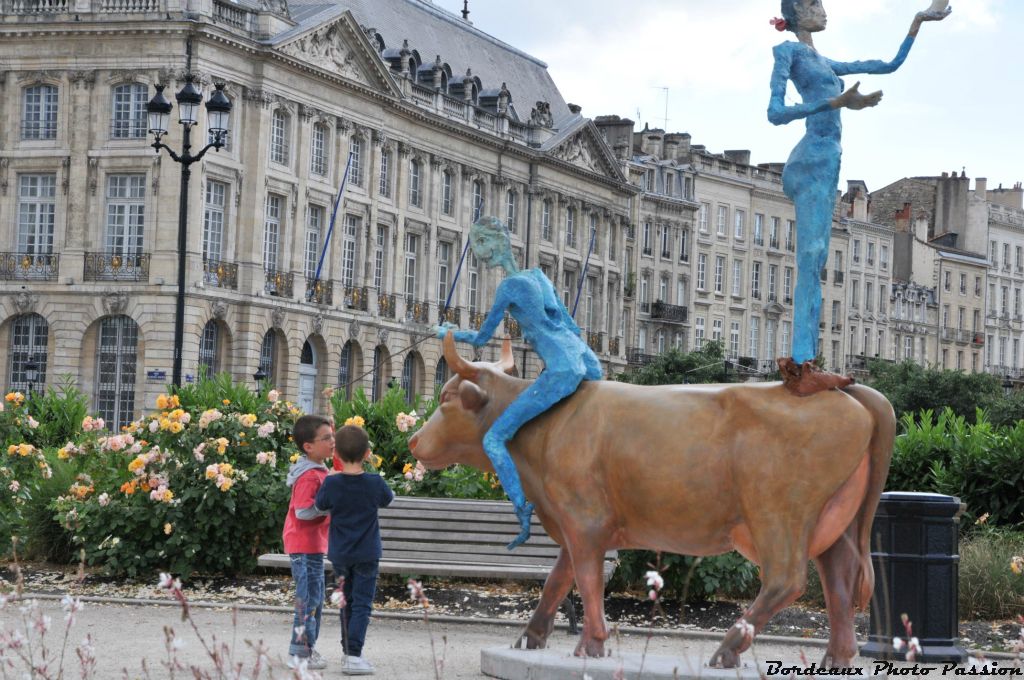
[
  {"xmin": 497, "ymin": 335, "xmax": 518, "ymax": 377},
  {"xmin": 443, "ymin": 330, "xmax": 478, "ymax": 380}
]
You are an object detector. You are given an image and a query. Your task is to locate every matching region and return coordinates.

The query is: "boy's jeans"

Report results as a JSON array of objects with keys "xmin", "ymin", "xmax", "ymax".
[
  {"xmin": 288, "ymin": 553, "xmax": 324, "ymax": 658},
  {"xmin": 329, "ymin": 560, "xmax": 379, "ymax": 658}
]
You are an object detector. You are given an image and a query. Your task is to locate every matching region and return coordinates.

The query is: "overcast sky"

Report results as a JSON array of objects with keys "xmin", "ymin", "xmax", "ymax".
[{"xmin": 430, "ymin": 0, "xmax": 1021, "ymax": 195}]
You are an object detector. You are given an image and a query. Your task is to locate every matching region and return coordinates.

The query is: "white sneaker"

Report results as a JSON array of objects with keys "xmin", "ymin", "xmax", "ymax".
[
  {"xmin": 308, "ymin": 650, "xmax": 328, "ymax": 670},
  {"xmin": 342, "ymin": 655, "xmax": 375, "ymax": 675}
]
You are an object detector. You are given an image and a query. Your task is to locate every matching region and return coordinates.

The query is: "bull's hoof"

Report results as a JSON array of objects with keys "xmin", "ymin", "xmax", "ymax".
[
  {"xmin": 708, "ymin": 646, "xmax": 741, "ymax": 669},
  {"xmin": 778, "ymin": 357, "xmax": 854, "ymax": 397},
  {"xmin": 821, "ymin": 652, "xmax": 855, "ymax": 669},
  {"xmin": 573, "ymin": 637, "xmax": 607, "ymax": 658},
  {"xmin": 513, "ymin": 625, "xmax": 549, "ymax": 650}
]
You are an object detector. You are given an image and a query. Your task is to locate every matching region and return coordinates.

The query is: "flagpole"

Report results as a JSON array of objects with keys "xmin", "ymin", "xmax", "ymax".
[{"xmin": 307, "ymin": 152, "xmax": 353, "ymax": 300}]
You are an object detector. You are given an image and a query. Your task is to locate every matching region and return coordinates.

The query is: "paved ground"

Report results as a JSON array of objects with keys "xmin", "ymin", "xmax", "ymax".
[
  {"xmin": 8, "ymin": 598, "xmax": 1003, "ymax": 680},
  {"xmin": 8, "ymin": 599, "xmax": 845, "ymax": 680}
]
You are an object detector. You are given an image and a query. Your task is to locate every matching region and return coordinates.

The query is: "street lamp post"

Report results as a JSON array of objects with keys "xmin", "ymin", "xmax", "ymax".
[
  {"xmin": 147, "ymin": 77, "xmax": 232, "ymax": 388},
  {"xmin": 24, "ymin": 355, "xmax": 39, "ymax": 397},
  {"xmin": 253, "ymin": 366, "xmax": 267, "ymax": 393}
]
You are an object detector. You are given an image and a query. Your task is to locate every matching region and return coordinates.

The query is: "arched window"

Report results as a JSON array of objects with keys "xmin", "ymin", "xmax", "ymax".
[
  {"xmin": 434, "ymin": 357, "xmax": 448, "ymax": 393},
  {"xmin": 199, "ymin": 320, "xmax": 219, "ymax": 377},
  {"xmin": 96, "ymin": 315, "xmax": 138, "ymax": 430},
  {"xmin": 110, "ymin": 83, "xmax": 148, "ymax": 139},
  {"xmin": 22, "ymin": 84, "xmax": 58, "ymax": 140},
  {"xmin": 339, "ymin": 341, "xmax": 353, "ymax": 399},
  {"xmin": 472, "ymin": 181, "xmax": 483, "ymax": 221},
  {"xmin": 409, "ymin": 159, "xmax": 422, "ymax": 207},
  {"xmin": 9, "ymin": 313, "xmax": 48, "ymax": 394},
  {"xmin": 401, "ymin": 353, "xmax": 417, "ymax": 402},
  {"xmin": 259, "ymin": 331, "xmax": 276, "ymax": 385},
  {"xmin": 310, "ymin": 122, "xmax": 327, "ymax": 175},
  {"xmin": 371, "ymin": 345, "xmax": 391, "ymax": 402},
  {"xmin": 269, "ymin": 109, "xmax": 290, "ymax": 165}
]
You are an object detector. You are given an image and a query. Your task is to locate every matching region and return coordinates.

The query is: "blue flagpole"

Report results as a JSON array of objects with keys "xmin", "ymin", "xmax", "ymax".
[
  {"xmin": 571, "ymin": 226, "xmax": 597, "ymax": 317},
  {"xmin": 307, "ymin": 152, "xmax": 353, "ymax": 300}
]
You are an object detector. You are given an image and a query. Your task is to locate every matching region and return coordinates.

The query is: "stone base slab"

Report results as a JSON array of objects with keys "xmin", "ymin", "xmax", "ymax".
[{"xmin": 480, "ymin": 646, "xmax": 764, "ymax": 680}]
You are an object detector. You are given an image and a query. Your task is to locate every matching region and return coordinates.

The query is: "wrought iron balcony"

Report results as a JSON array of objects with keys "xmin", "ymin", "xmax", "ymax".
[
  {"xmin": 626, "ymin": 347, "xmax": 657, "ymax": 366},
  {"xmin": 0, "ymin": 252, "xmax": 59, "ymax": 281},
  {"xmin": 608, "ymin": 337, "xmax": 620, "ymax": 356},
  {"xmin": 586, "ymin": 331, "xmax": 604, "ymax": 354},
  {"xmin": 344, "ymin": 285, "xmax": 368, "ymax": 311},
  {"xmin": 436, "ymin": 305, "xmax": 461, "ymax": 326},
  {"xmin": 378, "ymin": 292, "xmax": 396, "ymax": 319},
  {"xmin": 306, "ymin": 278, "xmax": 333, "ymax": 305},
  {"xmin": 404, "ymin": 297, "xmax": 430, "ymax": 325},
  {"xmin": 84, "ymin": 252, "xmax": 150, "ymax": 282},
  {"xmin": 504, "ymin": 314, "xmax": 522, "ymax": 339},
  {"xmin": 650, "ymin": 301, "xmax": 688, "ymax": 323},
  {"xmin": 202, "ymin": 258, "xmax": 238, "ymax": 289},
  {"xmin": 469, "ymin": 310, "xmax": 486, "ymax": 330},
  {"xmin": 264, "ymin": 268, "xmax": 293, "ymax": 298}
]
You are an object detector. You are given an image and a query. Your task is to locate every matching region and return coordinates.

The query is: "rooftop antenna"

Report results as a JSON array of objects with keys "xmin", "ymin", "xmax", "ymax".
[
  {"xmin": 461, "ymin": 0, "xmax": 469, "ymax": 21},
  {"xmin": 653, "ymin": 86, "xmax": 669, "ymax": 130}
]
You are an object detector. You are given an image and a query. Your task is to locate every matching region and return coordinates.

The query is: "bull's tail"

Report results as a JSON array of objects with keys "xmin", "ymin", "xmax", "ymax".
[{"xmin": 840, "ymin": 383, "xmax": 897, "ymax": 608}]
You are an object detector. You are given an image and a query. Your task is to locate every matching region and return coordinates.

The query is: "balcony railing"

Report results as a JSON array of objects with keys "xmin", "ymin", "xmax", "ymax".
[
  {"xmin": 84, "ymin": 252, "xmax": 150, "ymax": 282},
  {"xmin": 8, "ymin": 0, "xmax": 69, "ymax": 13},
  {"xmin": 469, "ymin": 310, "xmax": 486, "ymax": 330},
  {"xmin": 650, "ymin": 301, "xmax": 688, "ymax": 323},
  {"xmin": 608, "ymin": 337, "xmax": 620, "ymax": 356},
  {"xmin": 769, "ymin": 238, "xmax": 780, "ymax": 250},
  {"xmin": 0, "ymin": 252, "xmax": 59, "ymax": 281},
  {"xmin": 264, "ymin": 268, "xmax": 293, "ymax": 298},
  {"xmin": 202, "ymin": 258, "xmax": 238, "ymax": 289},
  {"xmin": 344, "ymin": 285, "xmax": 368, "ymax": 311},
  {"xmin": 504, "ymin": 314, "xmax": 522, "ymax": 339},
  {"xmin": 404, "ymin": 297, "xmax": 431, "ymax": 325},
  {"xmin": 586, "ymin": 331, "xmax": 604, "ymax": 354},
  {"xmin": 436, "ymin": 305, "xmax": 462, "ymax": 326},
  {"xmin": 626, "ymin": 348, "xmax": 657, "ymax": 366},
  {"xmin": 378, "ymin": 292, "xmax": 396, "ymax": 319},
  {"xmin": 306, "ymin": 278, "xmax": 333, "ymax": 305}
]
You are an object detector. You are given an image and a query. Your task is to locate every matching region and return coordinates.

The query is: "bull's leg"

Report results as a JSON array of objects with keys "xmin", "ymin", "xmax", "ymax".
[
  {"xmin": 814, "ymin": 530, "xmax": 863, "ymax": 668},
  {"xmin": 514, "ymin": 548, "xmax": 574, "ymax": 650},
  {"xmin": 570, "ymin": 544, "xmax": 610, "ymax": 658},
  {"xmin": 708, "ymin": 550, "xmax": 809, "ymax": 669}
]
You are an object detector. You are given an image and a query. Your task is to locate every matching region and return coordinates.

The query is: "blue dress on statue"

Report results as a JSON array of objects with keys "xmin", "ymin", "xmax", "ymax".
[{"xmin": 768, "ymin": 35, "xmax": 915, "ymax": 363}]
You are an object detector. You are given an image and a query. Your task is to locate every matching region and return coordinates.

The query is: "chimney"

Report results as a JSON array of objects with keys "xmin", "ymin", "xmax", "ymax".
[
  {"xmin": 914, "ymin": 214, "xmax": 929, "ymax": 242},
  {"xmin": 894, "ymin": 202, "xmax": 912, "ymax": 232},
  {"xmin": 975, "ymin": 177, "xmax": 987, "ymax": 196},
  {"xmin": 853, "ymin": 191, "xmax": 868, "ymax": 221}
]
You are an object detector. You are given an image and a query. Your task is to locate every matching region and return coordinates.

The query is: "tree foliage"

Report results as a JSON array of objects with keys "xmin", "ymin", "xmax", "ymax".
[
  {"xmin": 865, "ymin": 359, "xmax": 1002, "ymax": 424},
  {"xmin": 614, "ymin": 341, "xmax": 737, "ymax": 386}
]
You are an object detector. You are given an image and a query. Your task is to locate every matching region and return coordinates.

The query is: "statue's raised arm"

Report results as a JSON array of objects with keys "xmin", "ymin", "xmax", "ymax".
[{"xmin": 767, "ymin": 0, "xmax": 948, "ymax": 396}]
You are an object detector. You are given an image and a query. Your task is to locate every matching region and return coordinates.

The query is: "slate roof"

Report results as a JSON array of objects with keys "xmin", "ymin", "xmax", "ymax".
[{"xmin": 275, "ymin": 0, "xmax": 571, "ymax": 125}]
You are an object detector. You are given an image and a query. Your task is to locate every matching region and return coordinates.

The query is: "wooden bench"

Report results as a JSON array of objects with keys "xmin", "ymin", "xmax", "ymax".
[{"xmin": 258, "ymin": 495, "xmax": 618, "ymax": 632}]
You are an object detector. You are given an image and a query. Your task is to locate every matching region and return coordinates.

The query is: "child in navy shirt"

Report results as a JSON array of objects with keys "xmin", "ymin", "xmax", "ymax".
[{"xmin": 314, "ymin": 424, "xmax": 394, "ymax": 676}]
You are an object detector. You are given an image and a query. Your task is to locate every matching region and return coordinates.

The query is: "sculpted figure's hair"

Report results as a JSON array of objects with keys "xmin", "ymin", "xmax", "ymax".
[
  {"xmin": 780, "ymin": 0, "xmax": 799, "ymax": 32},
  {"xmin": 469, "ymin": 216, "xmax": 512, "ymax": 262}
]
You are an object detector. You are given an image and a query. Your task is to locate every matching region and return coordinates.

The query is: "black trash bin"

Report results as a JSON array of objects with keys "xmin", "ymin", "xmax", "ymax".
[{"xmin": 860, "ymin": 491, "xmax": 967, "ymax": 663}]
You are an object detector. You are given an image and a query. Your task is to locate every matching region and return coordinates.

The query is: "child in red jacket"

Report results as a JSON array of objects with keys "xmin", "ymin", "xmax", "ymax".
[{"xmin": 283, "ymin": 414, "xmax": 334, "ymax": 670}]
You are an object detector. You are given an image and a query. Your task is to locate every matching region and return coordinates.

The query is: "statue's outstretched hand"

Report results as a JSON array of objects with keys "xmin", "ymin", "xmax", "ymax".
[
  {"xmin": 832, "ymin": 82, "xmax": 883, "ymax": 111},
  {"xmin": 911, "ymin": 2, "xmax": 951, "ymax": 35}
]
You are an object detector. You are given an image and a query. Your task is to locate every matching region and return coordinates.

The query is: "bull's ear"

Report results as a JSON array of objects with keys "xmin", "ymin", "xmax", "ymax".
[
  {"xmin": 497, "ymin": 335, "xmax": 518, "ymax": 377},
  {"xmin": 458, "ymin": 379, "xmax": 490, "ymax": 412}
]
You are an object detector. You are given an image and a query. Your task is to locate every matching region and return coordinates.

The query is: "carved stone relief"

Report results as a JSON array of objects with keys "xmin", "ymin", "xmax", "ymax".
[
  {"xmin": 88, "ymin": 158, "xmax": 99, "ymax": 196},
  {"xmin": 278, "ymin": 23, "xmax": 365, "ymax": 84},
  {"xmin": 0, "ymin": 158, "xmax": 9, "ymax": 196},
  {"xmin": 102, "ymin": 292, "xmax": 128, "ymax": 316},
  {"xmin": 13, "ymin": 291, "xmax": 38, "ymax": 314},
  {"xmin": 69, "ymin": 70, "xmax": 96, "ymax": 89},
  {"xmin": 313, "ymin": 313, "xmax": 325, "ymax": 335},
  {"xmin": 377, "ymin": 328, "xmax": 389, "ymax": 345},
  {"xmin": 349, "ymin": 319, "xmax": 361, "ymax": 339},
  {"xmin": 271, "ymin": 308, "xmax": 285, "ymax": 329},
  {"xmin": 211, "ymin": 300, "xmax": 227, "ymax": 320},
  {"xmin": 553, "ymin": 132, "xmax": 600, "ymax": 173}
]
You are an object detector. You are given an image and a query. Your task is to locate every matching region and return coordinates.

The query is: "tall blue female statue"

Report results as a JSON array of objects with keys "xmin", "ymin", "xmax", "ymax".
[
  {"xmin": 438, "ymin": 216, "xmax": 602, "ymax": 548},
  {"xmin": 768, "ymin": 0, "xmax": 949, "ymax": 394}
]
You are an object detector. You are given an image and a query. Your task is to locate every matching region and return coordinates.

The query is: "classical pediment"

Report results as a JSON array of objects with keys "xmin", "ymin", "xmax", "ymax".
[
  {"xmin": 274, "ymin": 14, "xmax": 398, "ymax": 95},
  {"xmin": 546, "ymin": 123, "xmax": 626, "ymax": 183}
]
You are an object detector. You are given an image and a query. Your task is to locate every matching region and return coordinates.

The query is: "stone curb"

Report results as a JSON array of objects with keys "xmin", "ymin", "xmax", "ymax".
[{"xmin": 20, "ymin": 591, "xmax": 1016, "ymax": 661}]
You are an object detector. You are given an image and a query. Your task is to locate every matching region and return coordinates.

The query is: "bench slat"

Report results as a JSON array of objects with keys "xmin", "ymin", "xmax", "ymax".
[{"xmin": 381, "ymin": 529, "xmax": 559, "ymax": 549}]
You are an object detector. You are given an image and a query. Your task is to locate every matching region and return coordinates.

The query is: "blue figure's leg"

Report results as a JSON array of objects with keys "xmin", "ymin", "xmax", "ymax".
[
  {"xmin": 791, "ymin": 188, "xmax": 835, "ymax": 364},
  {"xmin": 483, "ymin": 370, "xmax": 583, "ymax": 549}
]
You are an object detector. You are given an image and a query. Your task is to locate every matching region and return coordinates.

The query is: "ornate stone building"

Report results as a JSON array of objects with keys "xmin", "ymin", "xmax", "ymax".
[{"xmin": 0, "ymin": 0, "xmax": 634, "ymax": 427}]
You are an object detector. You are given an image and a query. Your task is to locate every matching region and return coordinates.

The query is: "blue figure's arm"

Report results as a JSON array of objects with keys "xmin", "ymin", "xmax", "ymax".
[
  {"xmin": 828, "ymin": 35, "xmax": 915, "ymax": 76},
  {"xmin": 454, "ymin": 277, "xmax": 529, "ymax": 348},
  {"xmin": 767, "ymin": 44, "xmax": 835, "ymax": 126}
]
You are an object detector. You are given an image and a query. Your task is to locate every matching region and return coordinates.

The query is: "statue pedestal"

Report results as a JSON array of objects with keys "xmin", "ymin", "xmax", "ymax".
[{"xmin": 480, "ymin": 647, "xmax": 764, "ymax": 680}]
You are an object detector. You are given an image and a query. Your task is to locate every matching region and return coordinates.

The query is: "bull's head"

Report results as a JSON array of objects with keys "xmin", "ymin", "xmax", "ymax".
[{"xmin": 408, "ymin": 332, "xmax": 525, "ymax": 471}]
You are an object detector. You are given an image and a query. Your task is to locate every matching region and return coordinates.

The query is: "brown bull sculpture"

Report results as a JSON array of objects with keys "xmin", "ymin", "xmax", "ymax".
[{"xmin": 409, "ymin": 334, "xmax": 896, "ymax": 668}]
